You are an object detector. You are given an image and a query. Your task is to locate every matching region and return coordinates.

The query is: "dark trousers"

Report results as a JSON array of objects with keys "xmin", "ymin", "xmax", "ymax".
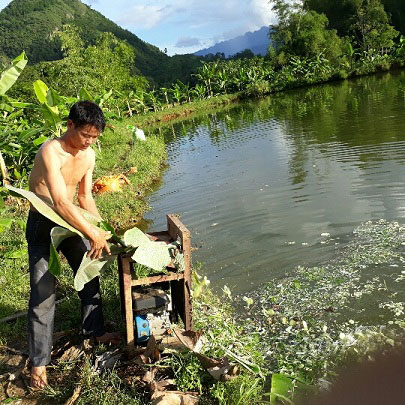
[{"xmin": 26, "ymin": 210, "xmax": 105, "ymax": 367}]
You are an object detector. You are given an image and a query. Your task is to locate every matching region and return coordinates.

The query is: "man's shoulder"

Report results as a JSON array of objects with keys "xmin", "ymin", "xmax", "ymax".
[{"xmin": 38, "ymin": 139, "xmax": 61, "ymax": 156}]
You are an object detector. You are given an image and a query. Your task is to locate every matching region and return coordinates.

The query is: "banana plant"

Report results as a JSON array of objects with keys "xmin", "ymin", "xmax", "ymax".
[
  {"xmin": 160, "ymin": 87, "xmax": 171, "ymax": 107},
  {"xmin": 146, "ymin": 89, "xmax": 162, "ymax": 112},
  {"xmin": 33, "ymin": 80, "xmax": 64, "ymax": 137},
  {"xmin": 0, "ymin": 51, "xmax": 27, "ymax": 97}
]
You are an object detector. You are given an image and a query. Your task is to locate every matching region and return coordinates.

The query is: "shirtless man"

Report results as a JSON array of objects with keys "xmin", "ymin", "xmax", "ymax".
[{"xmin": 27, "ymin": 101, "xmax": 118, "ymax": 389}]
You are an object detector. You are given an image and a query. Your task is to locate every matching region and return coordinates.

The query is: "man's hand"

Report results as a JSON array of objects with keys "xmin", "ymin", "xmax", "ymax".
[{"xmin": 88, "ymin": 229, "xmax": 111, "ymax": 260}]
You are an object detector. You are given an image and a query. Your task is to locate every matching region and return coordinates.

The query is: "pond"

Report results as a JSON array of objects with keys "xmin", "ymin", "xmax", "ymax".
[{"xmin": 146, "ymin": 71, "xmax": 405, "ymax": 296}]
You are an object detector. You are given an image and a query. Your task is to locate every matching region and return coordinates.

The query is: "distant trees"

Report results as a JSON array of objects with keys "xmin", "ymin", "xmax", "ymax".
[
  {"xmin": 40, "ymin": 26, "xmax": 148, "ymax": 97},
  {"xmin": 271, "ymin": 4, "xmax": 343, "ymax": 61},
  {"xmin": 352, "ymin": 0, "xmax": 399, "ymax": 54},
  {"xmin": 270, "ymin": 0, "xmax": 399, "ymax": 62}
]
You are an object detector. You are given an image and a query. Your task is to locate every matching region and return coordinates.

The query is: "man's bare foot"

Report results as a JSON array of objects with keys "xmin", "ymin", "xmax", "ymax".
[
  {"xmin": 95, "ymin": 332, "xmax": 121, "ymax": 345},
  {"xmin": 30, "ymin": 366, "xmax": 48, "ymax": 390}
]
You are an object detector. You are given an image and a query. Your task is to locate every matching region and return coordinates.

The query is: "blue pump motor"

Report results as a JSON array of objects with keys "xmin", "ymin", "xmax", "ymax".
[{"xmin": 135, "ymin": 315, "xmax": 150, "ymax": 343}]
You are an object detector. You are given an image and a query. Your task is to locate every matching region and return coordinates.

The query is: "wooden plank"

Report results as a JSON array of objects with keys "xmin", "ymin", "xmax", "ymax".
[
  {"xmin": 167, "ymin": 214, "xmax": 193, "ymax": 330},
  {"xmin": 182, "ymin": 229, "xmax": 193, "ymax": 330},
  {"xmin": 131, "ymin": 272, "xmax": 184, "ymax": 286},
  {"xmin": 118, "ymin": 253, "xmax": 125, "ymax": 317},
  {"xmin": 121, "ymin": 257, "xmax": 135, "ymax": 358},
  {"xmin": 167, "ymin": 214, "xmax": 191, "ymax": 242}
]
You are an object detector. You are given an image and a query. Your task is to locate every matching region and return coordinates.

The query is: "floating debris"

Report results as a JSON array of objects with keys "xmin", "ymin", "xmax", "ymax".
[{"xmin": 239, "ymin": 220, "xmax": 405, "ymax": 387}]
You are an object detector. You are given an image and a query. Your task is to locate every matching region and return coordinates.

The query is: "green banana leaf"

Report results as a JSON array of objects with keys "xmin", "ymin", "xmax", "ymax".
[
  {"xmin": 49, "ymin": 227, "xmax": 77, "ymax": 276},
  {"xmin": 33, "ymin": 80, "xmax": 49, "ymax": 104},
  {"xmin": 6, "ymin": 185, "xmax": 106, "ymax": 237},
  {"xmin": 6, "ymin": 184, "xmax": 84, "ymax": 237},
  {"xmin": 270, "ymin": 374, "xmax": 294, "ymax": 405},
  {"xmin": 123, "ymin": 226, "xmax": 150, "ymax": 247},
  {"xmin": 46, "ymin": 88, "xmax": 62, "ymax": 108},
  {"xmin": 74, "ymin": 245, "xmax": 123, "ymax": 291},
  {"xmin": 79, "ymin": 208, "xmax": 101, "ymax": 226},
  {"xmin": 0, "ymin": 52, "xmax": 28, "ymax": 96},
  {"xmin": 79, "ymin": 88, "xmax": 94, "ymax": 102},
  {"xmin": 132, "ymin": 241, "xmax": 172, "ymax": 272}
]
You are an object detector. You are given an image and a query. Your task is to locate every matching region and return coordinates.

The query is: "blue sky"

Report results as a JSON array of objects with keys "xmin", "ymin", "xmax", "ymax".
[{"xmin": 0, "ymin": 0, "xmax": 276, "ymax": 55}]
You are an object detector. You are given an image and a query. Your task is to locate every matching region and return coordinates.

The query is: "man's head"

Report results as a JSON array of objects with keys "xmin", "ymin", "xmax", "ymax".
[
  {"xmin": 67, "ymin": 101, "xmax": 106, "ymax": 133},
  {"xmin": 66, "ymin": 101, "xmax": 106, "ymax": 151}
]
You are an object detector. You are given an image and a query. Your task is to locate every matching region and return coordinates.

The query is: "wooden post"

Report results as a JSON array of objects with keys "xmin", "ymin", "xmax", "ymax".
[
  {"xmin": 122, "ymin": 257, "xmax": 135, "ymax": 358},
  {"xmin": 167, "ymin": 214, "xmax": 193, "ymax": 330}
]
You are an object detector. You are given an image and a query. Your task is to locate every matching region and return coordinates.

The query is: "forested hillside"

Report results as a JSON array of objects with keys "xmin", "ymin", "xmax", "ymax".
[{"xmin": 0, "ymin": 0, "xmax": 201, "ymax": 85}]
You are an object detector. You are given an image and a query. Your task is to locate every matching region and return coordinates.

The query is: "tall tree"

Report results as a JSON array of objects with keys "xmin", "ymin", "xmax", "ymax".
[
  {"xmin": 41, "ymin": 25, "xmax": 149, "ymax": 96},
  {"xmin": 271, "ymin": 0, "xmax": 343, "ymax": 61},
  {"xmin": 305, "ymin": 0, "xmax": 360, "ymax": 36},
  {"xmin": 352, "ymin": 0, "xmax": 399, "ymax": 53}
]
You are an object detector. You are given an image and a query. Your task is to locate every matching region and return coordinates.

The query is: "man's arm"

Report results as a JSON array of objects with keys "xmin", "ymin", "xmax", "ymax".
[
  {"xmin": 41, "ymin": 144, "xmax": 110, "ymax": 259},
  {"xmin": 78, "ymin": 154, "xmax": 101, "ymax": 219}
]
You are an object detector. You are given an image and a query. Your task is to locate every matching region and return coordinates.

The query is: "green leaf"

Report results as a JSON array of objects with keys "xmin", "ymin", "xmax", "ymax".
[
  {"xmin": 13, "ymin": 169, "xmax": 21, "ymax": 180},
  {"xmin": 46, "ymin": 88, "xmax": 62, "ymax": 107},
  {"xmin": 270, "ymin": 374, "xmax": 294, "ymax": 405},
  {"xmin": 33, "ymin": 80, "xmax": 49, "ymax": 104},
  {"xmin": 132, "ymin": 242, "xmax": 172, "ymax": 271},
  {"xmin": 5, "ymin": 185, "xmax": 84, "ymax": 237},
  {"xmin": 33, "ymin": 135, "xmax": 48, "ymax": 146},
  {"xmin": 0, "ymin": 101, "xmax": 14, "ymax": 112},
  {"xmin": 123, "ymin": 227, "xmax": 150, "ymax": 248},
  {"xmin": 4, "ymin": 249, "xmax": 26, "ymax": 259},
  {"xmin": 80, "ymin": 208, "xmax": 101, "ymax": 226},
  {"xmin": 98, "ymin": 220, "xmax": 120, "ymax": 243},
  {"xmin": 0, "ymin": 51, "xmax": 28, "ymax": 96},
  {"xmin": 15, "ymin": 219, "xmax": 26, "ymax": 231},
  {"xmin": 99, "ymin": 220, "xmax": 115, "ymax": 234},
  {"xmin": 9, "ymin": 101, "xmax": 37, "ymax": 109},
  {"xmin": 49, "ymin": 243, "xmax": 61, "ymax": 276},
  {"xmin": 0, "ymin": 218, "xmax": 13, "ymax": 229},
  {"xmin": 79, "ymin": 88, "xmax": 94, "ymax": 101},
  {"xmin": 74, "ymin": 245, "xmax": 123, "ymax": 291},
  {"xmin": 0, "ymin": 196, "xmax": 5, "ymax": 211},
  {"xmin": 41, "ymin": 103, "xmax": 61, "ymax": 130},
  {"xmin": 49, "ymin": 227, "xmax": 77, "ymax": 276}
]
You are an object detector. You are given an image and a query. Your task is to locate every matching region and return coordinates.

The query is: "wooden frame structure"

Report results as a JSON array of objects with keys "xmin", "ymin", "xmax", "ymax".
[{"xmin": 118, "ymin": 214, "xmax": 192, "ymax": 357}]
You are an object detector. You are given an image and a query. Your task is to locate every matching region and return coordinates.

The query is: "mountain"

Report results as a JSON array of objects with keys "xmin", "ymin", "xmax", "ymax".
[
  {"xmin": 0, "ymin": 0, "xmax": 201, "ymax": 85},
  {"xmin": 194, "ymin": 26, "xmax": 271, "ymax": 58}
]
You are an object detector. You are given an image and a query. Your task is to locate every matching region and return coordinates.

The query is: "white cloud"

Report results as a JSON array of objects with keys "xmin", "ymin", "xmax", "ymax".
[
  {"xmin": 117, "ymin": 4, "xmax": 172, "ymax": 29},
  {"xmin": 115, "ymin": 0, "xmax": 276, "ymax": 33},
  {"xmin": 175, "ymin": 37, "xmax": 202, "ymax": 48}
]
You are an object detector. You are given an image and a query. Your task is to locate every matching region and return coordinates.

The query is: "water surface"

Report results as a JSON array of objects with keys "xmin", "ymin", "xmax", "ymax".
[{"xmin": 146, "ymin": 71, "xmax": 405, "ymax": 294}]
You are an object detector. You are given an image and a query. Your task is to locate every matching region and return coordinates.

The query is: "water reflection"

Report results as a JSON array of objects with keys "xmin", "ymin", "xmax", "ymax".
[{"xmin": 146, "ymin": 71, "xmax": 405, "ymax": 293}]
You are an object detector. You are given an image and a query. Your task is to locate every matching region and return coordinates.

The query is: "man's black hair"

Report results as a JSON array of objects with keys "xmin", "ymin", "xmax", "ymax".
[{"xmin": 68, "ymin": 101, "xmax": 106, "ymax": 132}]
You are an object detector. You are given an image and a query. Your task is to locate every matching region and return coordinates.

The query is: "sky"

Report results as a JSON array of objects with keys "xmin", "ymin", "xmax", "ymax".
[{"xmin": 0, "ymin": 0, "xmax": 276, "ymax": 55}]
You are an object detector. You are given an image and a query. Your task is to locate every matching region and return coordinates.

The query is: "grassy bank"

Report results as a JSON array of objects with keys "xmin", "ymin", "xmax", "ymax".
[{"xmin": 117, "ymin": 93, "xmax": 240, "ymax": 130}]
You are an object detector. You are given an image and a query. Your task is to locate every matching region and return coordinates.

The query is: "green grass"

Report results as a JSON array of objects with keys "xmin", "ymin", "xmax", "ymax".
[{"xmin": 94, "ymin": 120, "xmax": 167, "ymax": 228}]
